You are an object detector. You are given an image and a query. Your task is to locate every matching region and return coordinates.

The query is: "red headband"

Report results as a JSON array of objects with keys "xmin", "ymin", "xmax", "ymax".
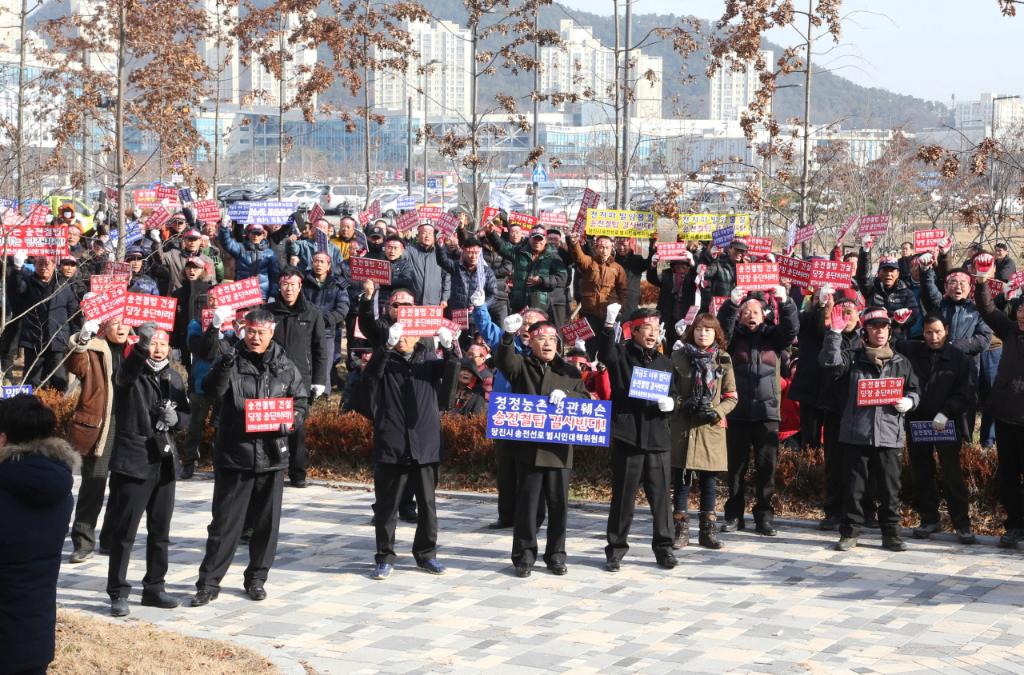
[
  {"xmin": 629, "ymin": 317, "xmax": 660, "ymax": 330},
  {"xmin": 152, "ymin": 329, "xmax": 170, "ymax": 343}
]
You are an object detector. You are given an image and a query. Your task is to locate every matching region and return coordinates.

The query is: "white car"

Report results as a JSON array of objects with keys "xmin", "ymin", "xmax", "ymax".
[
  {"xmin": 282, "ymin": 189, "xmax": 322, "ymax": 210},
  {"xmin": 326, "ymin": 185, "xmax": 367, "ymax": 214}
]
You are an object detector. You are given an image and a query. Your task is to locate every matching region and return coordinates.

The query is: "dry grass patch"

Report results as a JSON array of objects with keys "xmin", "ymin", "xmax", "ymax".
[{"xmin": 51, "ymin": 609, "xmax": 278, "ymax": 675}]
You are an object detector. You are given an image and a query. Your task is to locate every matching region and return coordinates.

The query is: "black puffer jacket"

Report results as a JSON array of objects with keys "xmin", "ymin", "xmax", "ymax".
[
  {"xmin": 717, "ymin": 296, "xmax": 800, "ymax": 421},
  {"xmin": 920, "ymin": 268, "xmax": 992, "ymax": 362},
  {"xmin": 895, "ymin": 340, "xmax": 973, "ymax": 436},
  {"xmin": 976, "ymin": 282, "xmax": 1024, "ymax": 425},
  {"xmin": 856, "ymin": 247, "xmax": 920, "ymax": 340},
  {"xmin": 268, "ymin": 293, "xmax": 326, "ymax": 387},
  {"xmin": 704, "ymin": 255, "xmax": 737, "ymax": 298},
  {"xmin": 598, "ymin": 329, "xmax": 672, "ymax": 453},
  {"xmin": 206, "ymin": 341, "xmax": 309, "ymax": 473},
  {"xmin": 110, "ymin": 348, "xmax": 191, "ymax": 480},
  {"xmin": 302, "ymin": 272, "xmax": 350, "ymax": 331},
  {"xmin": 7, "ymin": 268, "xmax": 80, "ymax": 353}
]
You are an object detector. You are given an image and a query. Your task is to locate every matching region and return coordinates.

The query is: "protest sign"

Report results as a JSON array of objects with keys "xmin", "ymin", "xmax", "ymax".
[
  {"xmin": 155, "ymin": 185, "xmax": 180, "ymax": 207},
  {"xmin": 572, "ymin": 188, "xmax": 601, "ymax": 238},
  {"xmin": 396, "ymin": 195, "xmax": 417, "ymax": 211},
  {"xmin": 909, "ymin": 420, "xmax": 958, "ymax": 444},
  {"xmin": 856, "ymin": 378, "xmax": 904, "ymax": 406},
  {"xmin": 349, "ymin": 257, "xmax": 392, "ymax": 285},
  {"xmin": 434, "ymin": 211, "xmax": 460, "ymax": 237},
  {"xmin": 988, "ymin": 279, "xmax": 1006, "ymax": 297},
  {"xmin": 193, "ymin": 199, "xmax": 221, "ymax": 223},
  {"xmin": 479, "ymin": 206, "xmax": 501, "ymax": 230},
  {"xmin": 123, "ymin": 293, "xmax": 177, "ymax": 331},
  {"xmin": 710, "ymin": 296, "xmax": 728, "ymax": 317},
  {"xmin": 201, "ymin": 308, "xmax": 216, "ymax": 330},
  {"xmin": 132, "ymin": 189, "xmax": 160, "ymax": 210},
  {"xmin": 1010, "ymin": 270, "xmax": 1024, "ymax": 291},
  {"xmin": 914, "ymin": 229, "xmax": 947, "ymax": 252},
  {"xmin": 357, "ymin": 210, "xmax": 371, "ymax": 227},
  {"xmin": 785, "ymin": 223, "xmax": 796, "ymax": 253},
  {"xmin": 244, "ymin": 398, "xmax": 295, "ymax": 433},
  {"xmin": 89, "ymin": 273, "xmax": 131, "ymax": 294},
  {"xmin": 0, "ymin": 225, "xmax": 70, "ymax": 257},
  {"xmin": 837, "ymin": 214, "xmax": 858, "ymax": 244},
  {"xmin": 736, "ymin": 262, "xmax": 780, "ymax": 290},
  {"xmin": 810, "ymin": 259, "xmax": 854, "ymax": 288},
  {"xmin": 508, "ymin": 212, "xmax": 540, "ymax": 228},
  {"xmin": 103, "ymin": 261, "xmax": 132, "ymax": 276},
  {"xmin": 145, "ymin": 206, "xmax": 171, "ymax": 230},
  {"xmin": 396, "ymin": 210, "xmax": 420, "ymax": 232},
  {"xmin": 655, "ymin": 242, "xmax": 691, "ymax": 260},
  {"xmin": 0, "ymin": 384, "xmax": 33, "ymax": 398},
  {"xmin": 778, "ymin": 256, "xmax": 811, "ymax": 286},
  {"xmin": 486, "ymin": 392, "xmax": 610, "ymax": 447},
  {"xmin": 210, "ymin": 277, "xmax": 263, "ymax": 311},
  {"xmin": 586, "ymin": 208, "xmax": 657, "ymax": 238},
  {"xmin": 308, "ymin": 203, "xmax": 325, "ymax": 224},
  {"xmin": 178, "ymin": 188, "xmax": 194, "ymax": 204},
  {"xmin": 712, "ymin": 225, "xmax": 735, "ymax": 249},
  {"xmin": 628, "ymin": 367, "xmax": 673, "ymax": 402},
  {"xmin": 560, "ymin": 318, "xmax": 596, "ymax": 343},
  {"xmin": 417, "ymin": 205, "xmax": 443, "ymax": 222},
  {"xmin": 396, "ymin": 305, "xmax": 444, "ymax": 336},
  {"xmin": 450, "ymin": 308, "xmax": 471, "ymax": 330},
  {"xmin": 678, "ymin": 213, "xmax": 752, "ymax": 240},
  {"xmin": 746, "ymin": 236, "xmax": 773, "ymax": 256},
  {"xmin": 440, "ymin": 318, "xmax": 462, "ymax": 334},
  {"xmin": 81, "ymin": 287, "xmax": 128, "ymax": 324},
  {"xmin": 231, "ymin": 201, "xmax": 295, "ymax": 225},
  {"xmin": 539, "ymin": 211, "xmax": 567, "ymax": 228},
  {"xmin": 794, "ymin": 224, "xmax": 815, "ymax": 246},
  {"xmin": 25, "ymin": 203, "xmax": 51, "ymax": 227},
  {"xmin": 858, "ymin": 214, "xmax": 890, "ymax": 236},
  {"xmin": 369, "ymin": 199, "xmax": 382, "ymax": 219}
]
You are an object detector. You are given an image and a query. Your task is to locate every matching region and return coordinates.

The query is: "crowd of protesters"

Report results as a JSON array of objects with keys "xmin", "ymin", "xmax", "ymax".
[{"xmin": 2, "ymin": 196, "xmax": 1023, "ymax": 649}]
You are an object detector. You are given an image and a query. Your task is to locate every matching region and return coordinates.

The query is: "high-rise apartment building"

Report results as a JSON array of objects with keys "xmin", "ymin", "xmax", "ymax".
[
  {"xmin": 242, "ymin": 12, "xmax": 317, "ymax": 109},
  {"xmin": 708, "ymin": 50, "xmax": 773, "ymax": 121},
  {"xmin": 199, "ymin": 0, "xmax": 240, "ymax": 105},
  {"xmin": 954, "ymin": 93, "xmax": 1024, "ymax": 135}
]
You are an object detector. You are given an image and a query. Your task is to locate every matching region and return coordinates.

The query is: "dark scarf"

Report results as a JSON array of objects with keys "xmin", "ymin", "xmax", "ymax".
[
  {"xmin": 864, "ymin": 344, "xmax": 893, "ymax": 369},
  {"xmin": 681, "ymin": 342, "xmax": 718, "ymax": 400}
]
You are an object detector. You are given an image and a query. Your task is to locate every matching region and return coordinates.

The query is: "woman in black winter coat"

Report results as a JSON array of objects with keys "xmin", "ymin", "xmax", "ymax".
[
  {"xmin": 106, "ymin": 323, "xmax": 190, "ymax": 618},
  {"xmin": 0, "ymin": 395, "xmax": 79, "ymax": 675}
]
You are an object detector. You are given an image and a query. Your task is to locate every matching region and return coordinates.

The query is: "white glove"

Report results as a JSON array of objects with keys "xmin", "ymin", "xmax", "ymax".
[
  {"xmin": 95, "ymin": 210, "xmax": 105, "ymax": 223},
  {"xmin": 894, "ymin": 397, "xmax": 913, "ymax": 414},
  {"xmin": 658, "ymin": 321, "xmax": 666, "ymax": 342},
  {"xmin": 605, "ymin": 302, "xmax": 622, "ymax": 326},
  {"xmin": 45, "ymin": 214, "xmax": 54, "ymax": 224},
  {"xmin": 148, "ymin": 228, "xmax": 161, "ymax": 243},
  {"xmin": 730, "ymin": 287, "xmax": 746, "ymax": 305},
  {"xmin": 212, "ymin": 306, "xmax": 234, "ymax": 329},
  {"xmin": 657, "ymin": 395, "xmax": 675, "ymax": 412},
  {"xmin": 549, "ymin": 389, "xmax": 566, "ymax": 406},
  {"xmin": 437, "ymin": 326, "xmax": 454, "ymax": 349},
  {"xmin": 503, "ymin": 313, "xmax": 524, "ymax": 334},
  {"xmin": 672, "ymin": 340, "xmax": 685, "ymax": 352},
  {"xmin": 311, "ymin": 384, "xmax": 325, "ymax": 398},
  {"xmin": 470, "ymin": 288, "xmax": 486, "ymax": 307},
  {"xmin": 932, "ymin": 412, "xmax": 948, "ymax": 431},
  {"xmin": 574, "ymin": 339, "xmax": 586, "ymax": 352},
  {"xmin": 79, "ymin": 319, "xmax": 100, "ymax": 344},
  {"xmin": 12, "ymin": 252, "xmax": 26, "ymax": 268},
  {"xmin": 818, "ymin": 284, "xmax": 835, "ymax": 305},
  {"xmin": 387, "ymin": 322, "xmax": 404, "ymax": 348},
  {"xmin": 132, "ymin": 208, "xmax": 142, "ymax": 219},
  {"xmin": 674, "ymin": 318, "xmax": 688, "ymax": 335},
  {"xmin": 774, "ymin": 285, "xmax": 788, "ymax": 304},
  {"xmin": 917, "ymin": 252, "xmax": 934, "ymax": 268}
]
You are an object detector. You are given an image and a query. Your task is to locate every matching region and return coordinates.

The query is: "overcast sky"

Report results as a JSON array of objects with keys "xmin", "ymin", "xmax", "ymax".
[{"xmin": 554, "ymin": 0, "xmax": 1022, "ymax": 104}]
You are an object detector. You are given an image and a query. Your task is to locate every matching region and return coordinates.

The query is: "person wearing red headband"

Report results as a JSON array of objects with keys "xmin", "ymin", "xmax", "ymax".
[{"xmin": 105, "ymin": 322, "xmax": 190, "ymax": 617}]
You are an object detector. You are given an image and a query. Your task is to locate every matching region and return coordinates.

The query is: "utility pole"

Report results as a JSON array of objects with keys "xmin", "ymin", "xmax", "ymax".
[
  {"xmin": 114, "ymin": 0, "xmax": 127, "ymax": 259},
  {"xmin": 406, "ymin": 95, "xmax": 413, "ymax": 196},
  {"xmin": 620, "ymin": 0, "xmax": 631, "ymax": 209},
  {"xmin": 612, "ymin": 0, "xmax": 620, "ymax": 208},
  {"xmin": 15, "ymin": 0, "xmax": 28, "ymax": 208},
  {"xmin": 531, "ymin": 5, "xmax": 539, "ymax": 217},
  {"xmin": 276, "ymin": 13, "xmax": 286, "ymax": 199},
  {"xmin": 798, "ymin": 0, "xmax": 813, "ymax": 255}
]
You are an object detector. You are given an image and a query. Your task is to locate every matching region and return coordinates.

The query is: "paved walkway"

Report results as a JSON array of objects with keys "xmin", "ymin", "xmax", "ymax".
[{"xmin": 57, "ymin": 476, "xmax": 1024, "ymax": 674}]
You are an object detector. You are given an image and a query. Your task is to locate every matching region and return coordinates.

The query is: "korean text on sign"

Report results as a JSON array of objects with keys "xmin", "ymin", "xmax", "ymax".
[
  {"xmin": 417, "ymin": 205, "xmax": 443, "ymax": 222},
  {"xmin": 560, "ymin": 318, "xmax": 596, "ymax": 343},
  {"xmin": 349, "ymin": 257, "xmax": 392, "ymax": 285},
  {"xmin": 572, "ymin": 188, "xmax": 601, "ymax": 237},
  {"xmin": 914, "ymin": 229, "xmax": 947, "ymax": 251},
  {"xmin": 735, "ymin": 262, "xmax": 780, "ymax": 291},
  {"xmin": 486, "ymin": 392, "xmax": 610, "ymax": 447},
  {"xmin": 909, "ymin": 420, "xmax": 957, "ymax": 443},
  {"xmin": 745, "ymin": 237, "xmax": 773, "ymax": 256},
  {"xmin": 244, "ymin": 398, "xmax": 295, "ymax": 433},
  {"xmin": 628, "ymin": 367, "xmax": 672, "ymax": 402},
  {"xmin": 210, "ymin": 277, "xmax": 263, "ymax": 311},
  {"xmin": 0, "ymin": 225, "xmax": 70, "ymax": 257},
  {"xmin": 193, "ymin": 199, "xmax": 221, "ymax": 223},
  {"xmin": 123, "ymin": 293, "xmax": 177, "ymax": 331},
  {"xmin": 678, "ymin": 213, "xmax": 752, "ymax": 240},
  {"xmin": 89, "ymin": 273, "xmax": 131, "ymax": 294},
  {"xmin": 81, "ymin": 287, "xmax": 128, "ymax": 324},
  {"xmin": 655, "ymin": 242, "xmax": 691, "ymax": 260},
  {"xmin": 856, "ymin": 377, "xmax": 904, "ymax": 406},
  {"xmin": 450, "ymin": 308, "xmax": 471, "ymax": 330},
  {"xmin": 810, "ymin": 259, "xmax": 854, "ymax": 288},
  {"xmin": 586, "ymin": 208, "xmax": 657, "ymax": 238},
  {"xmin": 858, "ymin": 214, "xmax": 890, "ymax": 236},
  {"xmin": 396, "ymin": 210, "xmax": 419, "ymax": 232},
  {"xmin": 396, "ymin": 305, "xmax": 444, "ymax": 336},
  {"xmin": 778, "ymin": 256, "xmax": 811, "ymax": 286}
]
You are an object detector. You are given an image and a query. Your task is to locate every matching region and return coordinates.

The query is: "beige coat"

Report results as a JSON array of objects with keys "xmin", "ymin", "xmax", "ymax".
[{"xmin": 670, "ymin": 349, "xmax": 738, "ymax": 472}]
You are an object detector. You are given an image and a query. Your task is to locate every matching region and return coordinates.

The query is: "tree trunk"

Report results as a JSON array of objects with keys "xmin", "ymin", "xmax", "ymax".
[
  {"xmin": 469, "ymin": 21, "xmax": 479, "ymax": 223},
  {"xmin": 115, "ymin": 0, "xmax": 127, "ymax": 261}
]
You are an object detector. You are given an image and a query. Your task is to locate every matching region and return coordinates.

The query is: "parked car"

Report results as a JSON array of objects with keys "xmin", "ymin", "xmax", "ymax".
[
  {"xmin": 325, "ymin": 185, "xmax": 367, "ymax": 214},
  {"xmin": 282, "ymin": 188, "xmax": 323, "ymax": 210}
]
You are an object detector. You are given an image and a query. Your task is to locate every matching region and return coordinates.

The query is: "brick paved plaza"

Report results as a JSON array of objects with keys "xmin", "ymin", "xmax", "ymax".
[{"xmin": 56, "ymin": 477, "xmax": 1024, "ymax": 674}]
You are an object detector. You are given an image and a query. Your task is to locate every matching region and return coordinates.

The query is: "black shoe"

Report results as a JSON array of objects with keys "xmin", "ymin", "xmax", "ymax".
[
  {"xmin": 999, "ymin": 528, "xmax": 1023, "ymax": 548},
  {"xmin": 514, "ymin": 564, "xmax": 532, "ymax": 578},
  {"xmin": 191, "ymin": 588, "xmax": 219, "ymax": 607},
  {"xmin": 882, "ymin": 534, "xmax": 907, "ymax": 552},
  {"xmin": 487, "ymin": 520, "xmax": 513, "ymax": 530},
  {"xmin": 912, "ymin": 522, "xmax": 941, "ymax": 539},
  {"xmin": 69, "ymin": 548, "xmax": 93, "ymax": 564},
  {"xmin": 546, "ymin": 561, "xmax": 568, "ymax": 576},
  {"xmin": 720, "ymin": 517, "xmax": 745, "ymax": 533},
  {"xmin": 244, "ymin": 582, "xmax": 267, "ymax": 601},
  {"xmin": 818, "ymin": 516, "xmax": 839, "ymax": 531},
  {"xmin": 605, "ymin": 559, "xmax": 621, "ymax": 573},
  {"xmin": 835, "ymin": 536, "xmax": 858, "ymax": 551},
  {"xmin": 180, "ymin": 462, "xmax": 195, "ymax": 480},
  {"xmin": 110, "ymin": 597, "xmax": 130, "ymax": 617},
  {"xmin": 290, "ymin": 478, "xmax": 308, "ymax": 488},
  {"xmin": 141, "ymin": 591, "xmax": 179, "ymax": 609},
  {"xmin": 755, "ymin": 521, "xmax": 778, "ymax": 537},
  {"xmin": 656, "ymin": 553, "xmax": 678, "ymax": 569},
  {"xmin": 399, "ymin": 510, "xmax": 418, "ymax": 524}
]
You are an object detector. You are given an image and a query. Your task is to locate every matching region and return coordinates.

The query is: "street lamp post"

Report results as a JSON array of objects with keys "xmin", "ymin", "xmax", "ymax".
[{"xmin": 422, "ymin": 59, "xmax": 441, "ymax": 205}]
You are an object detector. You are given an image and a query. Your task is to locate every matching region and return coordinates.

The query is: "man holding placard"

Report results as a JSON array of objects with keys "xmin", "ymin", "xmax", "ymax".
[
  {"xmin": 895, "ymin": 315, "xmax": 975, "ymax": 544},
  {"xmin": 598, "ymin": 306, "xmax": 677, "ymax": 572},
  {"xmin": 566, "ymin": 231, "xmax": 628, "ymax": 358},
  {"xmin": 820, "ymin": 306, "xmax": 919, "ymax": 552}
]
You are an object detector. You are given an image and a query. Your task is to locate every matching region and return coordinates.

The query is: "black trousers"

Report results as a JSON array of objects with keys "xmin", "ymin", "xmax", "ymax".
[
  {"xmin": 196, "ymin": 469, "xmax": 284, "ymax": 591},
  {"xmin": 287, "ymin": 406, "xmax": 310, "ymax": 483},
  {"xmin": 105, "ymin": 466, "xmax": 175, "ymax": 600},
  {"xmin": 839, "ymin": 444, "xmax": 902, "ymax": 538},
  {"xmin": 799, "ymin": 404, "xmax": 824, "ymax": 449},
  {"xmin": 724, "ymin": 420, "xmax": 779, "ymax": 522},
  {"xmin": 908, "ymin": 440, "xmax": 970, "ymax": 530},
  {"xmin": 512, "ymin": 457, "xmax": 568, "ymax": 568},
  {"xmin": 71, "ymin": 456, "xmax": 112, "ymax": 553},
  {"xmin": 495, "ymin": 440, "xmax": 546, "ymax": 526},
  {"xmin": 823, "ymin": 411, "xmax": 876, "ymax": 520},
  {"xmin": 373, "ymin": 462, "xmax": 438, "ymax": 565},
  {"xmin": 995, "ymin": 420, "xmax": 1024, "ymax": 530},
  {"xmin": 21, "ymin": 347, "xmax": 67, "ymax": 391},
  {"xmin": 184, "ymin": 392, "xmax": 214, "ymax": 464},
  {"xmin": 582, "ymin": 314, "xmax": 603, "ymax": 360},
  {"xmin": 605, "ymin": 443, "xmax": 673, "ymax": 562},
  {"xmin": 549, "ymin": 302, "xmax": 568, "ymax": 330}
]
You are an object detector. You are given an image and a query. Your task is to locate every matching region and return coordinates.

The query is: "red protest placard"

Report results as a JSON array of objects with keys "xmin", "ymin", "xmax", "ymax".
[
  {"xmin": 132, "ymin": 189, "xmax": 160, "ymax": 210},
  {"xmin": 349, "ymin": 257, "xmax": 392, "ymax": 284},
  {"xmin": 123, "ymin": 293, "xmax": 177, "ymax": 331},
  {"xmin": 858, "ymin": 214, "xmax": 890, "ymax": 236},
  {"xmin": 210, "ymin": 277, "xmax": 263, "ymax": 311},
  {"xmin": 357, "ymin": 209, "xmax": 371, "ymax": 227},
  {"xmin": 308, "ymin": 203, "xmax": 325, "ymax": 224},
  {"xmin": 508, "ymin": 212, "xmax": 539, "ymax": 228},
  {"xmin": 244, "ymin": 398, "xmax": 295, "ymax": 433},
  {"xmin": 0, "ymin": 225, "xmax": 70, "ymax": 257},
  {"xmin": 560, "ymin": 318, "xmax": 596, "ymax": 343},
  {"xmin": 988, "ymin": 279, "xmax": 1006, "ymax": 297},
  {"xmin": 1010, "ymin": 270, "xmax": 1024, "ymax": 291},
  {"xmin": 735, "ymin": 262, "xmax": 779, "ymax": 290},
  {"xmin": 794, "ymin": 224, "xmax": 815, "ymax": 246},
  {"xmin": 656, "ymin": 242, "xmax": 691, "ymax": 260},
  {"xmin": 417, "ymin": 205, "xmax": 442, "ymax": 222},
  {"xmin": 914, "ymin": 229, "xmax": 947, "ymax": 251},
  {"xmin": 81, "ymin": 287, "xmax": 128, "ymax": 324},
  {"xmin": 778, "ymin": 257, "xmax": 811, "ymax": 286},
  {"xmin": 201, "ymin": 308, "xmax": 215, "ymax": 330},
  {"xmin": 710, "ymin": 296, "xmax": 728, "ymax": 317},
  {"xmin": 572, "ymin": 188, "xmax": 601, "ymax": 238},
  {"xmin": 450, "ymin": 308, "xmax": 471, "ymax": 330},
  {"xmin": 25, "ymin": 204, "xmax": 51, "ymax": 227},
  {"xmin": 370, "ymin": 199, "xmax": 382, "ymax": 219},
  {"xmin": 441, "ymin": 318, "xmax": 462, "ymax": 334},
  {"xmin": 837, "ymin": 214, "xmax": 858, "ymax": 243},
  {"xmin": 155, "ymin": 185, "xmax": 180, "ymax": 206},
  {"xmin": 434, "ymin": 212, "xmax": 460, "ymax": 237},
  {"xmin": 396, "ymin": 210, "xmax": 419, "ymax": 232},
  {"xmin": 103, "ymin": 261, "xmax": 133, "ymax": 275},
  {"xmin": 193, "ymin": 199, "xmax": 221, "ymax": 223},
  {"xmin": 746, "ymin": 237, "xmax": 773, "ymax": 256},
  {"xmin": 479, "ymin": 206, "xmax": 501, "ymax": 230},
  {"xmin": 810, "ymin": 259, "xmax": 854, "ymax": 289},
  {"xmin": 89, "ymin": 273, "xmax": 131, "ymax": 294},
  {"xmin": 396, "ymin": 305, "xmax": 444, "ymax": 336},
  {"xmin": 539, "ymin": 211, "xmax": 567, "ymax": 228},
  {"xmin": 145, "ymin": 206, "xmax": 171, "ymax": 230},
  {"xmin": 856, "ymin": 377, "xmax": 904, "ymax": 406}
]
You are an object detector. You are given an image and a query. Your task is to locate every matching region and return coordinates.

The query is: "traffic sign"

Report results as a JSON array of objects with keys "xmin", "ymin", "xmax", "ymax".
[{"xmin": 532, "ymin": 164, "xmax": 548, "ymax": 184}]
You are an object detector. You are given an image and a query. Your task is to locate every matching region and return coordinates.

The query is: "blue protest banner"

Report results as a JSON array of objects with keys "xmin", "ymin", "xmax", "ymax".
[
  {"xmin": 0, "ymin": 198, "xmax": 16, "ymax": 210},
  {"xmin": 628, "ymin": 367, "xmax": 672, "ymax": 401},
  {"xmin": 486, "ymin": 393, "xmax": 611, "ymax": 447},
  {"xmin": 178, "ymin": 188, "xmax": 194, "ymax": 204},
  {"xmin": 712, "ymin": 225, "xmax": 735, "ymax": 249},
  {"xmin": 226, "ymin": 201, "xmax": 296, "ymax": 225},
  {"xmin": 909, "ymin": 420, "xmax": 958, "ymax": 443},
  {"xmin": 227, "ymin": 202, "xmax": 250, "ymax": 221},
  {"xmin": 397, "ymin": 195, "xmax": 418, "ymax": 211},
  {"xmin": 1, "ymin": 385, "xmax": 33, "ymax": 398}
]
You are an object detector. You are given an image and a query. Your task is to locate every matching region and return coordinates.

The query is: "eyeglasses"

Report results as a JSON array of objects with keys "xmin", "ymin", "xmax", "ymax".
[{"xmin": 391, "ymin": 302, "xmax": 413, "ymax": 308}]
